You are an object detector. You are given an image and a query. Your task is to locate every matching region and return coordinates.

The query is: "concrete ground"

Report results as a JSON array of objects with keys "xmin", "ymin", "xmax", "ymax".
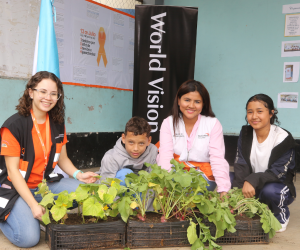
[{"xmin": 0, "ymin": 172, "xmax": 299, "ymax": 250}]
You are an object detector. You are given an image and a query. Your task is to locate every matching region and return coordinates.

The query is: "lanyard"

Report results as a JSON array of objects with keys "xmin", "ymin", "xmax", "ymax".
[{"xmin": 30, "ymin": 109, "xmax": 51, "ymax": 168}]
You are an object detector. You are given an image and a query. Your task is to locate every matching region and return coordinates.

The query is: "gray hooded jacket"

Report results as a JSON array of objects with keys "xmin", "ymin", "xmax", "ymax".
[{"xmin": 96, "ymin": 137, "xmax": 158, "ymax": 182}]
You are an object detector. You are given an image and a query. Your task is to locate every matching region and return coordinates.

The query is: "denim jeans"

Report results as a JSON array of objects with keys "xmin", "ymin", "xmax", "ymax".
[
  {"xmin": 0, "ymin": 178, "xmax": 83, "ymax": 248},
  {"xmin": 202, "ymin": 174, "xmax": 217, "ymax": 191},
  {"xmin": 115, "ymin": 168, "xmax": 134, "ymax": 186}
]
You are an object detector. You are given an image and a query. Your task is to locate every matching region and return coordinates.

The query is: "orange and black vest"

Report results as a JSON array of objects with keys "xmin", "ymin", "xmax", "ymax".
[{"xmin": 0, "ymin": 113, "xmax": 64, "ymax": 222}]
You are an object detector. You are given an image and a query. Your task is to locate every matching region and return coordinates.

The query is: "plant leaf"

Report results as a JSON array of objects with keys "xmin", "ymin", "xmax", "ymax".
[
  {"xmin": 75, "ymin": 186, "xmax": 89, "ymax": 202},
  {"xmin": 42, "ymin": 207, "xmax": 51, "ymax": 225},
  {"xmin": 103, "ymin": 194, "xmax": 114, "ymax": 204},
  {"xmin": 55, "ymin": 193, "xmax": 69, "ymax": 207},
  {"xmin": 109, "ymin": 209, "xmax": 119, "ymax": 217},
  {"xmin": 118, "ymin": 197, "xmax": 131, "ymax": 222},
  {"xmin": 269, "ymin": 228, "xmax": 276, "ymax": 238},
  {"xmin": 51, "ymin": 205, "xmax": 67, "ymax": 222},
  {"xmin": 39, "ymin": 193, "xmax": 54, "ymax": 207},
  {"xmin": 130, "ymin": 201, "xmax": 139, "ymax": 209},
  {"xmin": 223, "ymin": 212, "xmax": 232, "ymax": 224},
  {"xmin": 68, "ymin": 192, "xmax": 76, "ymax": 201},
  {"xmin": 137, "ymin": 183, "xmax": 148, "ymax": 193},
  {"xmin": 112, "ymin": 182, "xmax": 121, "ymax": 192},
  {"xmin": 191, "ymin": 238, "xmax": 204, "ymax": 250},
  {"xmin": 108, "ymin": 186, "xmax": 117, "ymax": 199},
  {"xmin": 82, "ymin": 197, "xmax": 103, "ymax": 217},
  {"xmin": 187, "ymin": 221, "xmax": 198, "ymax": 244},
  {"xmin": 97, "ymin": 185, "xmax": 108, "ymax": 200}
]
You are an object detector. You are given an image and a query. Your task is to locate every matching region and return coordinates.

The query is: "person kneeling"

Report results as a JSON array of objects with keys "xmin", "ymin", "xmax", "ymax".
[
  {"xmin": 232, "ymin": 94, "xmax": 297, "ymax": 233},
  {"xmin": 97, "ymin": 117, "xmax": 158, "ymax": 185}
]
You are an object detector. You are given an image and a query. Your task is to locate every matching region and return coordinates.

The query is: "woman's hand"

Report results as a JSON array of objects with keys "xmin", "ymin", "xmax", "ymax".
[
  {"xmin": 242, "ymin": 181, "xmax": 255, "ymax": 198},
  {"xmin": 76, "ymin": 171, "xmax": 99, "ymax": 183},
  {"xmin": 219, "ymin": 192, "xmax": 227, "ymax": 198},
  {"xmin": 30, "ymin": 203, "xmax": 46, "ymax": 221}
]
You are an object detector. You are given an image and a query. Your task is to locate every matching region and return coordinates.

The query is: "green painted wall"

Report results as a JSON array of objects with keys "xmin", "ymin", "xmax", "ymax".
[
  {"xmin": 0, "ymin": 78, "xmax": 132, "ymax": 133},
  {"xmin": 165, "ymin": 0, "xmax": 300, "ymax": 138}
]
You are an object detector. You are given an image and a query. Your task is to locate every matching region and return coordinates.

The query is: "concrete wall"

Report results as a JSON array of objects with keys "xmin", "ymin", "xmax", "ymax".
[
  {"xmin": 165, "ymin": 0, "xmax": 300, "ymax": 138},
  {"xmin": 0, "ymin": 0, "xmax": 133, "ymax": 133},
  {"xmin": 2, "ymin": 0, "xmax": 299, "ymax": 138}
]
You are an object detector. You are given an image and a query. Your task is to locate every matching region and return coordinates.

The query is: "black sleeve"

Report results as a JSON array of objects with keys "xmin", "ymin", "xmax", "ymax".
[
  {"xmin": 244, "ymin": 171, "xmax": 279, "ymax": 190},
  {"xmin": 232, "ymin": 131, "xmax": 252, "ymax": 188},
  {"xmin": 245, "ymin": 148, "xmax": 294, "ymax": 190}
]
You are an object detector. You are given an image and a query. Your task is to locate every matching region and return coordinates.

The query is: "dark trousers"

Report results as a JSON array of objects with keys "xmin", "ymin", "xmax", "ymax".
[{"xmin": 230, "ymin": 172, "xmax": 294, "ymax": 224}]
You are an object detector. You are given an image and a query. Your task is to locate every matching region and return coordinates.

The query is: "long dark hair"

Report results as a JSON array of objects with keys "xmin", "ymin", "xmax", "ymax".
[
  {"xmin": 16, "ymin": 71, "xmax": 65, "ymax": 124},
  {"xmin": 171, "ymin": 79, "xmax": 215, "ymax": 132},
  {"xmin": 245, "ymin": 94, "xmax": 280, "ymax": 125}
]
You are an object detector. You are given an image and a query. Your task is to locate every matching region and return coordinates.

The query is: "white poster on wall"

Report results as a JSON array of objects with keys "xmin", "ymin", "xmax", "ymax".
[
  {"xmin": 283, "ymin": 62, "xmax": 300, "ymax": 82},
  {"xmin": 285, "ymin": 14, "xmax": 300, "ymax": 37},
  {"xmin": 277, "ymin": 92, "xmax": 298, "ymax": 108},
  {"xmin": 53, "ymin": 0, "xmax": 134, "ymax": 91},
  {"xmin": 283, "ymin": 3, "xmax": 300, "ymax": 14},
  {"xmin": 281, "ymin": 40, "xmax": 300, "ymax": 57}
]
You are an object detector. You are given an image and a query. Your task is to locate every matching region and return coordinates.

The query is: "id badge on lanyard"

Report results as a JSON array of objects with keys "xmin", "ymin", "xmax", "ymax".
[{"xmin": 30, "ymin": 110, "xmax": 51, "ymax": 178}]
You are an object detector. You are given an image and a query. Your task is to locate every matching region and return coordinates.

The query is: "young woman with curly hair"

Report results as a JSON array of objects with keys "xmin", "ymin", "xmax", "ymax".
[
  {"xmin": 232, "ymin": 94, "xmax": 298, "ymax": 233},
  {"xmin": 0, "ymin": 71, "xmax": 98, "ymax": 247}
]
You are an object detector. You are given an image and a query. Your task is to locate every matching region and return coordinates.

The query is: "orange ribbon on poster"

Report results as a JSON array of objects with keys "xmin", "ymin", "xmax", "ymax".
[
  {"xmin": 173, "ymin": 154, "xmax": 215, "ymax": 181},
  {"xmin": 97, "ymin": 27, "xmax": 108, "ymax": 67}
]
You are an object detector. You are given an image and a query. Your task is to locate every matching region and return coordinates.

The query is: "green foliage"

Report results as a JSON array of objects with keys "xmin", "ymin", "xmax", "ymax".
[
  {"xmin": 147, "ymin": 159, "xmax": 208, "ymax": 221},
  {"xmin": 37, "ymin": 161, "xmax": 283, "ymax": 250},
  {"xmin": 37, "ymin": 178, "xmax": 121, "ymax": 225},
  {"xmin": 227, "ymin": 188, "xmax": 282, "ymax": 236},
  {"xmin": 34, "ymin": 179, "xmax": 50, "ymax": 198},
  {"xmin": 113, "ymin": 170, "xmax": 154, "ymax": 222}
]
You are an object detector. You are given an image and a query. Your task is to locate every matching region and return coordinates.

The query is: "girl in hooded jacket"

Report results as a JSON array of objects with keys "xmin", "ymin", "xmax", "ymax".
[{"xmin": 232, "ymin": 94, "xmax": 298, "ymax": 233}]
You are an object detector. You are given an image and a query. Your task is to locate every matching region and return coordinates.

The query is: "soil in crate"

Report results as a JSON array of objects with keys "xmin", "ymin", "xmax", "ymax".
[
  {"xmin": 55, "ymin": 213, "xmax": 120, "ymax": 225},
  {"xmin": 45, "ymin": 214, "xmax": 126, "ymax": 250},
  {"xmin": 127, "ymin": 212, "xmax": 192, "ymax": 248},
  {"xmin": 206, "ymin": 214, "xmax": 269, "ymax": 245}
]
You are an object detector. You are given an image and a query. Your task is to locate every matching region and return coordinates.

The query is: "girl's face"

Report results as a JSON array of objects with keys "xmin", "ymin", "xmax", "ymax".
[
  {"xmin": 246, "ymin": 101, "xmax": 273, "ymax": 131},
  {"xmin": 29, "ymin": 78, "xmax": 59, "ymax": 115},
  {"xmin": 178, "ymin": 91, "xmax": 203, "ymax": 122}
]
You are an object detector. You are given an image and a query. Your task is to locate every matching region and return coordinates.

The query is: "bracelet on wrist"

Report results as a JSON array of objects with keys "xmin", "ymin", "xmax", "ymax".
[{"xmin": 73, "ymin": 170, "xmax": 83, "ymax": 180}]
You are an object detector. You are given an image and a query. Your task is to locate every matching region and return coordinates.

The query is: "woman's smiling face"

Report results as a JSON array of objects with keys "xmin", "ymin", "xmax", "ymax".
[
  {"xmin": 29, "ymin": 79, "xmax": 58, "ymax": 115},
  {"xmin": 178, "ymin": 91, "xmax": 203, "ymax": 122},
  {"xmin": 246, "ymin": 101, "xmax": 273, "ymax": 131}
]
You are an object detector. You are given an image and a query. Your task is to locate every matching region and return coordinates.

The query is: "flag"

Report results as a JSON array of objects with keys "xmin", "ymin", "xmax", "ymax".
[
  {"xmin": 32, "ymin": 0, "xmax": 60, "ymax": 78},
  {"xmin": 32, "ymin": 0, "xmax": 68, "ymax": 178}
]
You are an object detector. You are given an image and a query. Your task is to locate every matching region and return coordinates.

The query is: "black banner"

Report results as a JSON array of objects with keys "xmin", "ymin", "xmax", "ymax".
[{"xmin": 133, "ymin": 5, "xmax": 198, "ymax": 143}]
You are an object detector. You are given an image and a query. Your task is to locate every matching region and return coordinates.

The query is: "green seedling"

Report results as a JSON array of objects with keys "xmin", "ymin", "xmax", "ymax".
[{"xmin": 37, "ymin": 178, "xmax": 121, "ymax": 225}]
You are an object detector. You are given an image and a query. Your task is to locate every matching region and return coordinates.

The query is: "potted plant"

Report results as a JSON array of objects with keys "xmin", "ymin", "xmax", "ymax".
[
  {"xmin": 187, "ymin": 187, "xmax": 282, "ymax": 250},
  {"xmin": 36, "ymin": 179, "xmax": 126, "ymax": 249},
  {"xmin": 118, "ymin": 159, "xmax": 282, "ymax": 250},
  {"xmin": 117, "ymin": 160, "xmax": 209, "ymax": 249}
]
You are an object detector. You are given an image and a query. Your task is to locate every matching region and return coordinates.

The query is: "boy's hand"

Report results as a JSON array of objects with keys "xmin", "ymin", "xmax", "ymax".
[{"xmin": 77, "ymin": 172, "xmax": 99, "ymax": 183}]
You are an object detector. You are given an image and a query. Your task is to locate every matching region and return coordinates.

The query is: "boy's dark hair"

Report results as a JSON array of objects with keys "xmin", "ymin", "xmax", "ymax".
[{"xmin": 125, "ymin": 117, "xmax": 151, "ymax": 137}]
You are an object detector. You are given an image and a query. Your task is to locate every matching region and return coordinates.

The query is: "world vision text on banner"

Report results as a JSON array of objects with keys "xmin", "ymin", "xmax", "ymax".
[
  {"xmin": 133, "ymin": 5, "xmax": 198, "ymax": 143},
  {"xmin": 52, "ymin": 0, "xmax": 134, "ymax": 91}
]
